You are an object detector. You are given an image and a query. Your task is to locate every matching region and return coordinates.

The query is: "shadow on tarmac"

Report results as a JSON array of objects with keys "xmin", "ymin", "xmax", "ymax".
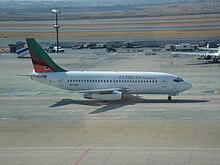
[{"xmin": 49, "ymin": 95, "xmax": 209, "ymax": 114}]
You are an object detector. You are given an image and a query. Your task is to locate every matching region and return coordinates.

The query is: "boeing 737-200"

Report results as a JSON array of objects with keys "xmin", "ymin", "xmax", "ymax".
[{"xmin": 23, "ymin": 38, "xmax": 192, "ymax": 101}]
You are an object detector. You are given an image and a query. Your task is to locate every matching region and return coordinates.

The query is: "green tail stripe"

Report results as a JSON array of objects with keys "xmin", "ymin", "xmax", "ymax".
[{"xmin": 27, "ymin": 38, "xmax": 66, "ymax": 72}]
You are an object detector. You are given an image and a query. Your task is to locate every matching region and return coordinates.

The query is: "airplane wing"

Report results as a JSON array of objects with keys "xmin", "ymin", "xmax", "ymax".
[
  {"xmin": 75, "ymin": 88, "xmax": 130, "ymax": 101},
  {"xmin": 75, "ymin": 88, "xmax": 130, "ymax": 94}
]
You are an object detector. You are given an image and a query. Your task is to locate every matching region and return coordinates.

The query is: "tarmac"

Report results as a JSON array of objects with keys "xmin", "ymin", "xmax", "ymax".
[{"xmin": 0, "ymin": 48, "xmax": 220, "ymax": 165}]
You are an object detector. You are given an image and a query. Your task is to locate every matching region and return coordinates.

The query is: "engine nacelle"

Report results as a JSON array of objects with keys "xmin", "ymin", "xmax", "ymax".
[
  {"xmin": 84, "ymin": 91, "xmax": 123, "ymax": 101},
  {"xmin": 204, "ymin": 55, "xmax": 211, "ymax": 60}
]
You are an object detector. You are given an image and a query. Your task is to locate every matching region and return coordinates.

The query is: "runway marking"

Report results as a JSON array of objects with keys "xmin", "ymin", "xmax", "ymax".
[
  {"xmin": 132, "ymin": 53, "xmax": 141, "ymax": 58},
  {"xmin": 77, "ymin": 56, "xmax": 106, "ymax": 71},
  {"xmin": 74, "ymin": 148, "xmax": 91, "ymax": 165},
  {"xmin": 1, "ymin": 147, "xmax": 220, "ymax": 151}
]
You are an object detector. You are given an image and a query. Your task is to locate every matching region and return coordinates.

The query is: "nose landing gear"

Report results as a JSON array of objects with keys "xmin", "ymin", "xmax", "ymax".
[
  {"xmin": 168, "ymin": 96, "xmax": 172, "ymax": 100},
  {"xmin": 168, "ymin": 93, "xmax": 178, "ymax": 100}
]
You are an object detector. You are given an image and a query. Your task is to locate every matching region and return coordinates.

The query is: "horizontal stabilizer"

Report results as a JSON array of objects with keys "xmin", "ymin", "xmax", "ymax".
[{"xmin": 17, "ymin": 74, "xmax": 47, "ymax": 78}]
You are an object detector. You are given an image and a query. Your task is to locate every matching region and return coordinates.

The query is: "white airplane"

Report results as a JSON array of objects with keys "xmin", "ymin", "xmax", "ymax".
[
  {"xmin": 199, "ymin": 46, "xmax": 219, "ymax": 51},
  {"xmin": 171, "ymin": 47, "xmax": 220, "ymax": 63},
  {"xmin": 22, "ymin": 38, "xmax": 191, "ymax": 101}
]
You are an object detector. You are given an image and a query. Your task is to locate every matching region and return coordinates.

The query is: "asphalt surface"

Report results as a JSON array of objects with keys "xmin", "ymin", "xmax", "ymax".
[
  {"xmin": 0, "ymin": 49, "xmax": 220, "ymax": 165},
  {"xmin": 1, "ymin": 14, "xmax": 220, "ymax": 47}
]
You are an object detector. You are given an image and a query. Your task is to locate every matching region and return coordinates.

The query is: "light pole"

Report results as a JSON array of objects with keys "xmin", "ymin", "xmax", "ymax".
[{"xmin": 49, "ymin": 8, "xmax": 61, "ymax": 53}]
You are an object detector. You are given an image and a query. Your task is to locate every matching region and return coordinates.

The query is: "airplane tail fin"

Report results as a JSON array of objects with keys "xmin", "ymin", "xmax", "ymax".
[
  {"xmin": 16, "ymin": 46, "xmax": 29, "ymax": 58},
  {"xmin": 26, "ymin": 38, "xmax": 66, "ymax": 73}
]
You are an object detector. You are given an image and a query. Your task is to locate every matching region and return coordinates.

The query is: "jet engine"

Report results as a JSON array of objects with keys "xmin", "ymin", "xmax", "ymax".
[
  {"xmin": 204, "ymin": 55, "xmax": 211, "ymax": 60},
  {"xmin": 84, "ymin": 91, "xmax": 122, "ymax": 101}
]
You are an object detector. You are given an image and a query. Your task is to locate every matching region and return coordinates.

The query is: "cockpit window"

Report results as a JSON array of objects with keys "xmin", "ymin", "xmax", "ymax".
[{"xmin": 173, "ymin": 77, "xmax": 184, "ymax": 82}]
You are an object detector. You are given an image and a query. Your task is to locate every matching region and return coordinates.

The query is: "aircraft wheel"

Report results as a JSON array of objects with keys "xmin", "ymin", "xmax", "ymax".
[
  {"xmin": 214, "ymin": 59, "xmax": 219, "ymax": 63},
  {"xmin": 168, "ymin": 96, "xmax": 172, "ymax": 100}
]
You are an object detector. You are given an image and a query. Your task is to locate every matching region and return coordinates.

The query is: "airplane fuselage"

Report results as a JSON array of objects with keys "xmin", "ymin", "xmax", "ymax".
[{"xmin": 31, "ymin": 71, "xmax": 191, "ymax": 96}]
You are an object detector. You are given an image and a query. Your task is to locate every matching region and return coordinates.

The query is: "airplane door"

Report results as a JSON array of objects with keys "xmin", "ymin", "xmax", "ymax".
[
  {"xmin": 58, "ymin": 77, "xmax": 63, "ymax": 88},
  {"xmin": 162, "ymin": 78, "xmax": 167, "ymax": 88}
]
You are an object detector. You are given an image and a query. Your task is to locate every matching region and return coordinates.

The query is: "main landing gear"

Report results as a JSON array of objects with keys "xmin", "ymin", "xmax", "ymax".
[{"xmin": 213, "ymin": 57, "xmax": 219, "ymax": 63}]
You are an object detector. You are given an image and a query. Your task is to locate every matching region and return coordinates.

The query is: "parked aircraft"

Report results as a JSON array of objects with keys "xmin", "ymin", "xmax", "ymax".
[
  {"xmin": 171, "ymin": 47, "xmax": 220, "ymax": 63},
  {"xmin": 199, "ymin": 47, "xmax": 219, "ymax": 51},
  {"xmin": 22, "ymin": 38, "xmax": 191, "ymax": 101}
]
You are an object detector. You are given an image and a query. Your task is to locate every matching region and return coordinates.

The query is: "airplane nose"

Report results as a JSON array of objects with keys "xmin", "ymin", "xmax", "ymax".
[{"xmin": 184, "ymin": 82, "xmax": 192, "ymax": 90}]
